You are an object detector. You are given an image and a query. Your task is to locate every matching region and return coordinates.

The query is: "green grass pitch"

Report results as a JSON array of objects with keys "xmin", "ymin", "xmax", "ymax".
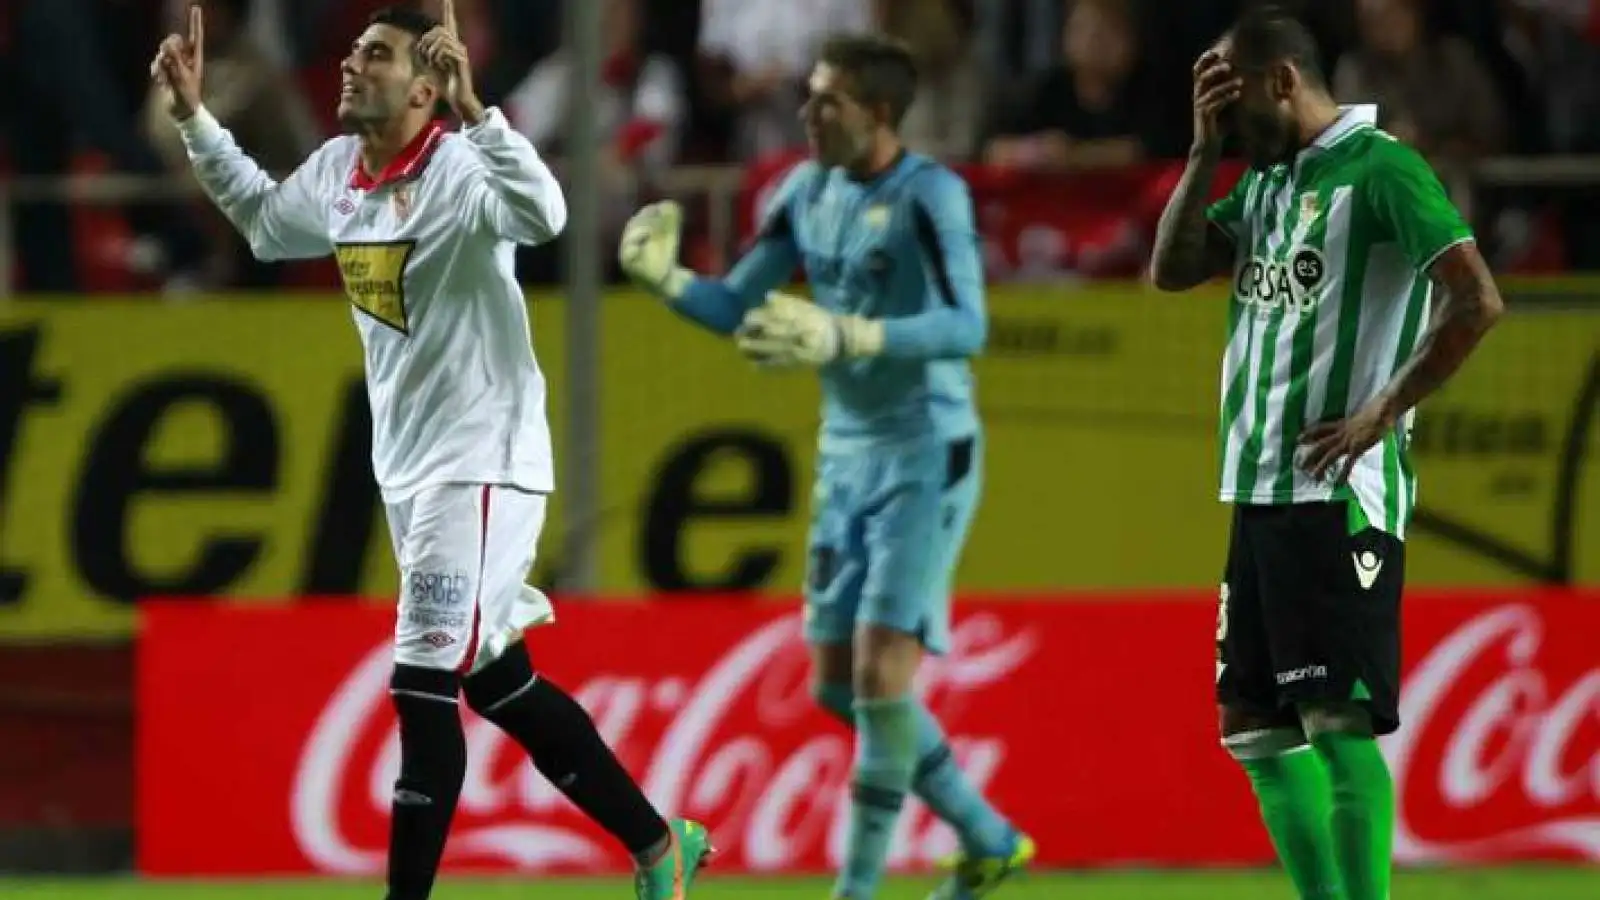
[{"xmin": 5, "ymin": 869, "xmax": 1597, "ymax": 899}]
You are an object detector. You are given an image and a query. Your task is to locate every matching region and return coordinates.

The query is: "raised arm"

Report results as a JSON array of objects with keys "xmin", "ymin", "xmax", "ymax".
[
  {"xmin": 456, "ymin": 109, "xmax": 568, "ymax": 245},
  {"xmin": 1150, "ymin": 153, "xmax": 1242, "ymax": 291},
  {"xmin": 155, "ymin": 5, "xmax": 332, "ymax": 261},
  {"xmin": 415, "ymin": 2, "xmax": 567, "ymax": 244},
  {"xmin": 618, "ymin": 163, "xmax": 812, "ymax": 335},
  {"xmin": 1149, "ymin": 49, "xmax": 1243, "ymax": 291},
  {"xmin": 176, "ymin": 111, "xmax": 334, "ymax": 261}
]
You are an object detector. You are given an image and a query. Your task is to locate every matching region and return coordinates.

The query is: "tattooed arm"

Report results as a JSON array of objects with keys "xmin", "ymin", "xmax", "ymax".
[
  {"xmin": 1149, "ymin": 150, "xmax": 1239, "ymax": 291},
  {"xmin": 1149, "ymin": 49, "xmax": 1242, "ymax": 292},
  {"xmin": 1377, "ymin": 242, "xmax": 1504, "ymax": 418}
]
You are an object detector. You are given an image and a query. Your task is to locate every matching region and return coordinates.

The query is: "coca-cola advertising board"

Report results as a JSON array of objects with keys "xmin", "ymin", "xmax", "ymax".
[{"xmin": 136, "ymin": 591, "xmax": 1600, "ymax": 876}]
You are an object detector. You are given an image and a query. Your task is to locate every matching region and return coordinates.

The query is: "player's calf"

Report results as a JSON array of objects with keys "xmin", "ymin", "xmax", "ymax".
[
  {"xmin": 385, "ymin": 664, "xmax": 468, "ymax": 900},
  {"xmin": 827, "ymin": 628, "xmax": 919, "ymax": 898},
  {"xmin": 1300, "ymin": 702, "xmax": 1392, "ymax": 900},
  {"xmin": 812, "ymin": 675, "xmax": 1015, "ymax": 859},
  {"xmin": 1220, "ymin": 705, "xmax": 1343, "ymax": 900},
  {"xmin": 462, "ymin": 643, "xmax": 673, "ymax": 867}
]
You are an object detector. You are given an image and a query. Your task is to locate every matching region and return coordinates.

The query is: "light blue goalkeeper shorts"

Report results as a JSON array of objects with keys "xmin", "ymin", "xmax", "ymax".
[{"xmin": 801, "ymin": 433, "xmax": 981, "ymax": 655}]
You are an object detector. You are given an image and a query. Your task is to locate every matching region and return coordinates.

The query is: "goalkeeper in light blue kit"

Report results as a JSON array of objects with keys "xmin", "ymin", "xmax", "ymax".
[{"xmin": 618, "ymin": 32, "xmax": 1033, "ymax": 900}]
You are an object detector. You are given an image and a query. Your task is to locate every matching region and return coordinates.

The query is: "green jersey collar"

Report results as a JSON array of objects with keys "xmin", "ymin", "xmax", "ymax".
[{"xmin": 1310, "ymin": 104, "xmax": 1378, "ymax": 152}]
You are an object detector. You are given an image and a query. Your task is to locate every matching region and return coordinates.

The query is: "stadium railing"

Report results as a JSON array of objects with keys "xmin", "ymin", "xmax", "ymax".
[{"xmin": 1, "ymin": 155, "xmax": 1599, "ymax": 297}]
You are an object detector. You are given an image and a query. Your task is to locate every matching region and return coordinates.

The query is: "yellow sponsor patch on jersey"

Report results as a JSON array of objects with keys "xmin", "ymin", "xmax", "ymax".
[{"xmin": 335, "ymin": 241, "xmax": 415, "ymax": 333}]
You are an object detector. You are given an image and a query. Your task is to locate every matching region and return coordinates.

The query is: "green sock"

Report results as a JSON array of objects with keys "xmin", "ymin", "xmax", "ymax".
[
  {"xmin": 1313, "ymin": 732, "xmax": 1394, "ymax": 900},
  {"xmin": 1238, "ymin": 747, "xmax": 1344, "ymax": 899}
]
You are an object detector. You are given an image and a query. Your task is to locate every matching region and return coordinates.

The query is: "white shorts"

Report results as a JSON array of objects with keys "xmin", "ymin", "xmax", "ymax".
[{"xmin": 385, "ymin": 483, "xmax": 556, "ymax": 674}]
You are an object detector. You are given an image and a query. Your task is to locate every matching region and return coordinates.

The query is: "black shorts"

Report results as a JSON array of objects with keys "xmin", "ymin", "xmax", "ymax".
[{"xmin": 1214, "ymin": 501, "xmax": 1404, "ymax": 735}]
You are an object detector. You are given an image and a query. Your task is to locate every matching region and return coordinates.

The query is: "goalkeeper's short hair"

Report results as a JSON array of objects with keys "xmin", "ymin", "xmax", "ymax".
[{"xmin": 816, "ymin": 32, "xmax": 919, "ymax": 128}]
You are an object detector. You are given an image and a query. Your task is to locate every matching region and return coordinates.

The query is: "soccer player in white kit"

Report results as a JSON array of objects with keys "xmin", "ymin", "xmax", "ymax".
[{"xmin": 150, "ymin": 5, "xmax": 710, "ymax": 899}]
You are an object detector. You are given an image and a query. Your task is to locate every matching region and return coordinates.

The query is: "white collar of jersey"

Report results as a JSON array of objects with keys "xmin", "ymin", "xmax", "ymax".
[{"xmin": 1308, "ymin": 104, "xmax": 1378, "ymax": 152}]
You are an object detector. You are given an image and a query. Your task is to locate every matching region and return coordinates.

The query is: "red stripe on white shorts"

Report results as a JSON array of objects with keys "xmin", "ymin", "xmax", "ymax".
[{"xmin": 458, "ymin": 485, "xmax": 491, "ymax": 674}]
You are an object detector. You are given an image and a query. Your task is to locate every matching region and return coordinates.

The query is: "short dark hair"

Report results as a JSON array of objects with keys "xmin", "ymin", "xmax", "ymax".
[
  {"xmin": 1227, "ymin": 7, "xmax": 1326, "ymax": 88},
  {"xmin": 816, "ymin": 33, "xmax": 920, "ymax": 126},
  {"xmin": 368, "ymin": 5, "xmax": 441, "ymax": 71}
]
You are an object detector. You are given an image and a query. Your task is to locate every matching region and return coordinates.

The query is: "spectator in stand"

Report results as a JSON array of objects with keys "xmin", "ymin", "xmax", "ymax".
[
  {"xmin": 10, "ymin": 0, "xmax": 211, "ymax": 293},
  {"xmin": 475, "ymin": 0, "xmax": 565, "ymax": 108},
  {"xmin": 874, "ymin": 0, "xmax": 986, "ymax": 160},
  {"xmin": 1503, "ymin": 0, "xmax": 1600, "ymax": 267},
  {"xmin": 1334, "ymin": 0, "xmax": 1508, "ymax": 163},
  {"xmin": 695, "ymin": 0, "xmax": 870, "ymax": 160},
  {"xmin": 1504, "ymin": 0, "xmax": 1600, "ymax": 154},
  {"xmin": 982, "ymin": 0, "xmax": 1180, "ymax": 173},
  {"xmin": 972, "ymin": 0, "xmax": 1068, "ymax": 91},
  {"xmin": 504, "ymin": 0, "xmax": 686, "ymax": 251},
  {"xmin": 144, "ymin": 0, "xmax": 320, "ymax": 288}
]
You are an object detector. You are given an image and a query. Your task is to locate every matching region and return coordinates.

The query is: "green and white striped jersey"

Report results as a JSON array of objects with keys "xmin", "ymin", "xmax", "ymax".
[{"xmin": 1206, "ymin": 105, "xmax": 1473, "ymax": 539}]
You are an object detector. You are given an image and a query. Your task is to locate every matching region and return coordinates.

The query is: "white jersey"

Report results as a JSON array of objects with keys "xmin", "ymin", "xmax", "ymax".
[{"xmin": 179, "ymin": 106, "xmax": 565, "ymax": 502}]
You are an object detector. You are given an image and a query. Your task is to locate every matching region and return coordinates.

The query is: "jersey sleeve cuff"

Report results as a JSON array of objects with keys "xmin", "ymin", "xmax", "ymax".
[
  {"xmin": 839, "ymin": 316, "xmax": 885, "ymax": 357},
  {"xmin": 176, "ymin": 106, "xmax": 225, "ymax": 154},
  {"xmin": 462, "ymin": 106, "xmax": 512, "ymax": 141},
  {"xmin": 1418, "ymin": 234, "xmax": 1474, "ymax": 274}
]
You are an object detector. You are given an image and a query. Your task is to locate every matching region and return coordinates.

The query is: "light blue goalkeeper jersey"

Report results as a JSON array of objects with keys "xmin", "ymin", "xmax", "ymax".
[{"xmin": 673, "ymin": 151, "xmax": 987, "ymax": 447}]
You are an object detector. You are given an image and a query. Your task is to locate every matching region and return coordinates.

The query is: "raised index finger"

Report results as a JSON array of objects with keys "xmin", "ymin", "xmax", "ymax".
[
  {"xmin": 439, "ymin": 0, "xmax": 458, "ymax": 35},
  {"xmin": 188, "ymin": 3, "xmax": 205, "ymax": 56}
]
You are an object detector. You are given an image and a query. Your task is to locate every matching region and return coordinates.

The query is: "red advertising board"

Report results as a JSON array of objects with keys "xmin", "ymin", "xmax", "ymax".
[{"xmin": 137, "ymin": 591, "xmax": 1600, "ymax": 876}]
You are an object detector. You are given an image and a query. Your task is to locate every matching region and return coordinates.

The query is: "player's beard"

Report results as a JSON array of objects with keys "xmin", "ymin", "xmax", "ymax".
[{"xmin": 1240, "ymin": 111, "xmax": 1295, "ymax": 172}]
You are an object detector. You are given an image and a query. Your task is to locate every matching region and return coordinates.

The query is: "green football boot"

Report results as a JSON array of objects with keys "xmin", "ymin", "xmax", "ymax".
[
  {"xmin": 633, "ymin": 818, "xmax": 713, "ymax": 900},
  {"xmin": 928, "ymin": 832, "xmax": 1037, "ymax": 900}
]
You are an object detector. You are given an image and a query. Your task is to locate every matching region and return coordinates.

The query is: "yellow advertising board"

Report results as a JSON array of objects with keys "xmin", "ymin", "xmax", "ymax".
[
  {"xmin": 590, "ymin": 287, "xmax": 1600, "ymax": 595},
  {"xmin": 0, "ymin": 286, "xmax": 1594, "ymax": 638}
]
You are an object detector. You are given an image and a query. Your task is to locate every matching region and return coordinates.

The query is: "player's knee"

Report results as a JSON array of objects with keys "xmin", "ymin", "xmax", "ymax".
[
  {"xmin": 813, "ymin": 681, "xmax": 855, "ymax": 723},
  {"xmin": 1298, "ymin": 701, "xmax": 1373, "ymax": 739},
  {"xmin": 461, "ymin": 641, "xmax": 538, "ymax": 720},
  {"xmin": 391, "ymin": 663, "xmax": 462, "ymax": 708},
  {"xmin": 852, "ymin": 650, "xmax": 916, "ymax": 700},
  {"xmin": 852, "ymin": 623, "xmax": 922, "ymax": 699},
  {"xmin": 1218, "ymin": 704, "xmax": 1298, "ymax": 741},
  {"xmin": 1221, "ymin": 725, "xmax": 1308, "ymax": 762},
  {"xmin": 389, "ymin": 664, "xmax": 467, "ymax": 791}
]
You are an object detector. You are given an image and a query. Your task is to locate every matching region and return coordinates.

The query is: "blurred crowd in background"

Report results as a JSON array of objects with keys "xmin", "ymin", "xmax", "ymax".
[{"xmin": 3, "ymin": 0, "xmax": 1600, "ymax": 294}]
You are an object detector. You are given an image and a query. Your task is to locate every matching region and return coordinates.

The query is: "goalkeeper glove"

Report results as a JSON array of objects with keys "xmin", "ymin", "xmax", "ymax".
[
  {"xmin": 733, "ymin": 292, "xmax": 884, "ymax": 368},
  {"xmin": 618, "ymin": 201, "xmax": 692, "ymax": 299}
]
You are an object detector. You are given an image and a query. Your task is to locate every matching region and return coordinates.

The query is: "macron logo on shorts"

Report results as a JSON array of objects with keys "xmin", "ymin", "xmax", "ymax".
[
  {"xmin": 1352, "ymin": 551, "xmax": 1383, "ymax": 591},
  {"xmin": 1276, "ymin": 664, "xmax": 1328, "ymax": 686}
]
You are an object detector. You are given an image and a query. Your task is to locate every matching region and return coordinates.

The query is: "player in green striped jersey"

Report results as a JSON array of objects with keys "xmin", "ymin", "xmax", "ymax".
[{"xmin": 1150, "ymin": 9, "xmax": 1504, "ymax": 900}]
